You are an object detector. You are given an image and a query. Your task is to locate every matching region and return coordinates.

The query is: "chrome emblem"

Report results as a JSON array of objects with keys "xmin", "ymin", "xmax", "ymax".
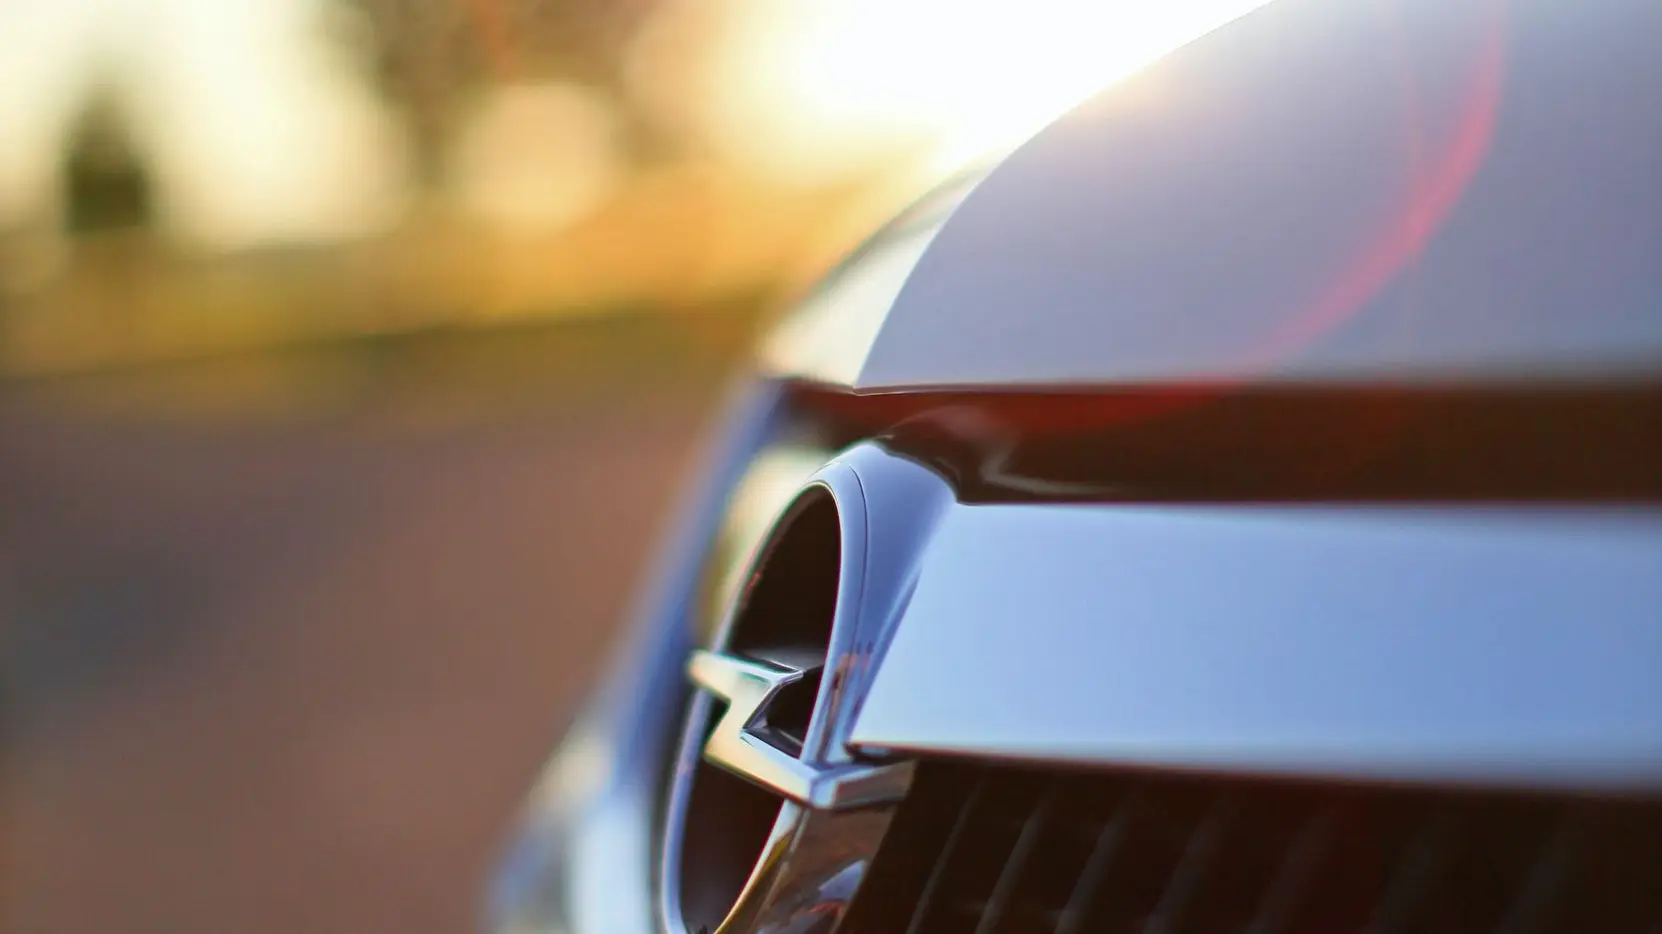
[
  {"xmin": 661, "ymin": 453, "xmax": 947, "ymax": 934},
  {"xmin": 687, "ymin": 648, "xmax": 911, "ymax": 810}
]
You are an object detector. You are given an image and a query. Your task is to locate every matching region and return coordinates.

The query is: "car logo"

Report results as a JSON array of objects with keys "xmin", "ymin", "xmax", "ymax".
[
  {"xmin": 656, "ymin": 455, "xmax": 951, "ymax": 934},
  {"xmin": 687, "ymin": 648, "xmax": 911, "ymax": 810}
]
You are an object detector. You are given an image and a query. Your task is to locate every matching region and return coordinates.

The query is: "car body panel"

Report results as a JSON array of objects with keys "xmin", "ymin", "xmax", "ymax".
[{"xmin": 767, "ymin": 0, "xmax": 1662, "ymax": 392}]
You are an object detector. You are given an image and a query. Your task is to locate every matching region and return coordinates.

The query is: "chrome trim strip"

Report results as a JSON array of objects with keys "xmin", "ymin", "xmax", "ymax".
[{"xmin": 850, "ymin": 504, "xmax": 1662, "ymax": 791}]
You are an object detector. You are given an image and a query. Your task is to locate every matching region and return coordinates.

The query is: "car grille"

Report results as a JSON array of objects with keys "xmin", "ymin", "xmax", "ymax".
[{"xmin": 838, "ymin": 761, "xmax": 1662, "ymax": 934}]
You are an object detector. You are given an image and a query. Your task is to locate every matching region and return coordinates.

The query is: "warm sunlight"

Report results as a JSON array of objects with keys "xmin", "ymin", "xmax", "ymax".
[
  {"xmin": 0, "ymin": 0, "xmax": 406, "ymax": 250},
  {"xmin": 669, "ymin": 0, "xmax": 1279, "ymax": 181}
]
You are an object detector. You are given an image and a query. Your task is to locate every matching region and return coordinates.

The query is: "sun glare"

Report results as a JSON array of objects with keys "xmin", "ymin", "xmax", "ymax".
[{"xmin": 696, "ymin": 0, "xmax": 1278, "ymax": 180}]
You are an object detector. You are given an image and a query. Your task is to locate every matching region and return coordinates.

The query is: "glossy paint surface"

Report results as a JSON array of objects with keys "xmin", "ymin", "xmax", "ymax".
[
  {"xmin": 852, "ymin": 503, "xmax": 1662, "ymax": 789},
  {"xmin": 766, "ymin": 0, "xmax": 1662, "ymax": 391}
]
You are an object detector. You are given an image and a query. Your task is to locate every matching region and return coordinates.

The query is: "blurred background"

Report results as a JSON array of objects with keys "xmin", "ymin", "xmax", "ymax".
[{"xmin": 0, "ymin": 1, "xmax": 1263, "ymax": 930}]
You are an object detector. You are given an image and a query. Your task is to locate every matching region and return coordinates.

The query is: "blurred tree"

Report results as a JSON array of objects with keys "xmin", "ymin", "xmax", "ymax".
[
  {"xmin": 337, "ymin": 0, "xmax": 663, "ymax": 180},
  {"xmin": 63, "ymin": 89, "xmax": 154, "ymax": 235}
]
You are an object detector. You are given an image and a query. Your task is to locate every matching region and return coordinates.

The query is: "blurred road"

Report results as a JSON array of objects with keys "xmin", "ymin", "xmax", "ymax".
[{"xmin": 1, "ymin": 352, "xmax": 722, "ymax": 933}]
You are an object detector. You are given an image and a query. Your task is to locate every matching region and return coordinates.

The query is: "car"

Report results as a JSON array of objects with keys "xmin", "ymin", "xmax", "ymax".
[{"xmin": 483, "ymin": 0, "xmax": 1662, "ymax": 930}]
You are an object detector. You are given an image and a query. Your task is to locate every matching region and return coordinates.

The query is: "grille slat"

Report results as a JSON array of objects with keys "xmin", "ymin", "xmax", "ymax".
[
  {"xmin": 1147, "ymin": 796, "xmax": 1230, "ymax": 933},
  {"xmin": 1244, "ymin": 803, "xmax": 1339, "ymax": 934},
  {"xmin": 1494, "ymin": 812, "xmax": 1582, "ymax": 934},
  {"xmin": 842, "ymin": 762, "xmax": 1662, "ymax": 934},
  {"xmin": 906, "ymin": 774, "xmax": 988, "ymax": 934},
  {"xmin": 974, "ymin": 782, "xmax": 1057, "ymax": 934},
  {"xmin": 1370, "ymin": 807, "xmax": 1460, "ymax": 932},
  {"xmin": 1055, "ymin": 785, "xmax": 1143, "ymax": 934}
]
